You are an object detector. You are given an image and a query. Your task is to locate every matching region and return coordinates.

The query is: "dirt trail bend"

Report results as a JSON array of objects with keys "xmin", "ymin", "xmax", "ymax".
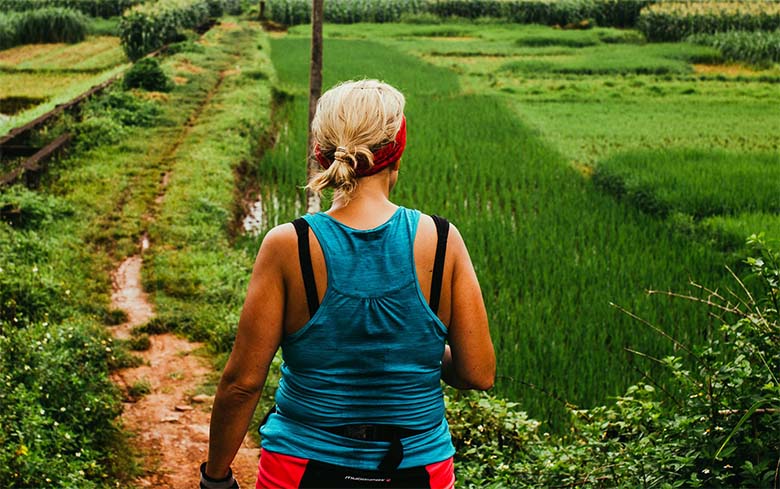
[{"xmin": 110, "ymin": 255, "xmax": 259, "ymax": 488}]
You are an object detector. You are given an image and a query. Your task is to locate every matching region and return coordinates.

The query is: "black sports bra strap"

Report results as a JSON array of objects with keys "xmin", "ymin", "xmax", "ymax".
[
  {"xmin": 429, "ymin": 215, "xmax": 450, "ymax": 315},
  {"xmin": 292, "ymin": 218, "xmax": 319, "ymax": 318}
]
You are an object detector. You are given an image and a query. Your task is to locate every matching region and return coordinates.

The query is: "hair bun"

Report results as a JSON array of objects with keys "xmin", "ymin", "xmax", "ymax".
[{"xmin": 333, "ymin": 146, "xmax": 354, "ymax": 167}]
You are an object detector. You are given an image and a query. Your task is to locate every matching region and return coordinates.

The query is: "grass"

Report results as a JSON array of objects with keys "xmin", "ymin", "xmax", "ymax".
[
  {"xmin": 1, "ymin": 18, "xmax": 274, "ymax": 486},
  {"xmin": 144, "ymin": 20, "xmax": 274, "ymax": 354}
]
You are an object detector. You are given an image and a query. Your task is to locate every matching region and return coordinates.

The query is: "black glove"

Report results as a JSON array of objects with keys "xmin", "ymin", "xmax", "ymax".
[{"xmin": 200, "ymin": 462, "xmax": 239, "ymax": 489}]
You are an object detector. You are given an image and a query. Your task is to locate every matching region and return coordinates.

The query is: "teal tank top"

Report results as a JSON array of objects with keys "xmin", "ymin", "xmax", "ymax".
[{"xmin": 259, "ymin": 207, "xmax": 455, "ymax": 469}]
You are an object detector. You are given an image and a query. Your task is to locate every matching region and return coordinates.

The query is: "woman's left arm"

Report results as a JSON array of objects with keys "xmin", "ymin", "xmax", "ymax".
[{"xmin": 204, "ymin": 225, "xmax": 292, "ymax": 479}]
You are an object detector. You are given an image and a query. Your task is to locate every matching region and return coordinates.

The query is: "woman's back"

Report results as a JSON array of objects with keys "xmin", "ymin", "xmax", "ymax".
[{"xmin": 276, "ymin": 207, "xmax": 448, "ymax": 429}]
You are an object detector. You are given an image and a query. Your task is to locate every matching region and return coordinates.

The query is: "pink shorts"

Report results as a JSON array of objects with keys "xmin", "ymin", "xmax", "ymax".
[{"xmin": 256, "ymin": 448, "xmax": 455, "ymax": 489}]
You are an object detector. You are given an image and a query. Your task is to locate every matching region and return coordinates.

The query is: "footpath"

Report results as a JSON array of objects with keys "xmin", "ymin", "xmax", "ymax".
[{"xmin": 101, "ymin": 20, "xmax": 272, "ymax": 487}]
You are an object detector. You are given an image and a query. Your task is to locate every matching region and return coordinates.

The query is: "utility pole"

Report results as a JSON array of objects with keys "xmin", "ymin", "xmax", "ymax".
[{"xmin": 306, "ymin": 0, "xmax": 323, "ymax": 214}]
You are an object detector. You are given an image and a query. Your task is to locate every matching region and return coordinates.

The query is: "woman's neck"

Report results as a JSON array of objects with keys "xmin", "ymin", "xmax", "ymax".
[{"xmin": 326, "ymin": 171, "xmax": 399, "ymax": 229}]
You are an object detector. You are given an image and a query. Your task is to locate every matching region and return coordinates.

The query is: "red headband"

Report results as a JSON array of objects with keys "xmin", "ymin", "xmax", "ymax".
[{"xmin": 314, "ymin": 116, "xmax": 406, "ymax": 177}]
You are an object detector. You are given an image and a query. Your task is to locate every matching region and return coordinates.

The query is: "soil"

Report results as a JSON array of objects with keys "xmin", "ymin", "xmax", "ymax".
[{"xmin": 110, "ymin": 255, "xmax": 260, "ymax": 488}]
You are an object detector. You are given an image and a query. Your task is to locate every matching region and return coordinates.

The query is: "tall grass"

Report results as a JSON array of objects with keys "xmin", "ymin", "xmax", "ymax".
[
  {"xmin": 0, "ymin": 0, "xmax": 143, "ymax": 18},
  {"xmin": 689, "ymin": 30, "xmax": 780, "ymax": 66},
  {"xmin": 0, "ymin": 8, "xmax": 89, "ymax": 49},
  {"xmin": 265, "ymin": 0, "xmax": 652, "ymax": 27},
  {"xmin": 263, "ymin": 35, "xmax": 730, "ymax": 428},
  {"xmin": 638, "ymin": 1, "xmax": 780, "ymax": 41}
]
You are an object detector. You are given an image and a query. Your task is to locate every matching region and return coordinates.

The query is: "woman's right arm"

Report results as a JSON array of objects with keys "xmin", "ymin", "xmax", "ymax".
[
  {"xmin": 440, "ymin": 224, "xmax": 496, "ymax": 390},
  {"xmin": 204, "ymin": 224, "xmax": 294, "ymax": 479}
]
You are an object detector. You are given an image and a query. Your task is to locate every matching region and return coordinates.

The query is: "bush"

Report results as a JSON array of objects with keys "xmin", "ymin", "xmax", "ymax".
[
  {"xmin": 119, "ymin": 0, "xmax": 211, "ymax": 60},
  {"xmin": 85, "ymin": 90, "xmax": 162, "ymax": 126},
  {"xmin": 123, "ymin": 58, "xmax": 173, "ymax": 92}
]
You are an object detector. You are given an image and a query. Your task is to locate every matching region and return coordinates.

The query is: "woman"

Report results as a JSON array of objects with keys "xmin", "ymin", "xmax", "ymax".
[{"xmin": 201, "ymin": 79, "xmax": 495, "ymax": 489}]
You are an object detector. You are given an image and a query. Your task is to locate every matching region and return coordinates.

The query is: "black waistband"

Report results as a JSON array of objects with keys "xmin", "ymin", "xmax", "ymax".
[{"xmin": 321, "ymin": 424, "xmax": 428, "ymax": 442}]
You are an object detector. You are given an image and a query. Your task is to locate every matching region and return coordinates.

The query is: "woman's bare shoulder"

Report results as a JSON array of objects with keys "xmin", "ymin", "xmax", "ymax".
[
  {"xmin": 417, "ymin": 212, "xmax": 468, "ymax": 257},
  {"xmin": 253, "ymin": 222, "xmax": 299, "ymax": 266}
]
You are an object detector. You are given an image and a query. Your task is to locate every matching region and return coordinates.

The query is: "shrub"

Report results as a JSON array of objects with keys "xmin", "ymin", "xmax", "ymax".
[
  {"xmin": 265, "ymin": 0, "xmax": 424, "ymax": 25},
  {"xmin": 73, "ymin": 116, "xmax": 126, "ymax": 152},
  {"xmin": 86, "ymin": 90, "xmax": 162, "ymax": 126},
  {"xmin": 119, "ymin": 0, "xmax": 211, "ymax": 60},
  {"xmin": 123, "ymin": 58, "xmax": 173, "ymax": 92}
]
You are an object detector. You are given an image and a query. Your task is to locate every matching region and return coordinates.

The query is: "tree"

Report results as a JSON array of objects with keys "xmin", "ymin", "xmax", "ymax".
[{"xmin": 306, "ymin": 0, "xmax": 323, "ymax": 214}]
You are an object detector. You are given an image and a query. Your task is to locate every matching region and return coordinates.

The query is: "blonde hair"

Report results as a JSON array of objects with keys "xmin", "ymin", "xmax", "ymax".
[{"xmin": 307, "ymin": 79, "xmax": 405, "ymax": 203}]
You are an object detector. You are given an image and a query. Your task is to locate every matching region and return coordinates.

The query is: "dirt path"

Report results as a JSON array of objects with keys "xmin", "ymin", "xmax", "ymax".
[{"xmin": 110, "ymin": 255, "xmax": 260, "ymax": 488}]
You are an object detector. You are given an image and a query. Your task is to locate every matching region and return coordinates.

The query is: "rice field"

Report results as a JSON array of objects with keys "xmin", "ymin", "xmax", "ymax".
[
  {"xmin": 0, "ymin": 36, "xmax": 125, "ymax": 72},
  {"xmin": 257, "ymin": 25, "xmax": 767, "ymax": 428},
  {"xmin": 594, "ymin": 149, "xmax": 780, "ymax": 218},
  {"xmin": 0, "ymin": 35, "xmax": 127, "ymax": 135}
]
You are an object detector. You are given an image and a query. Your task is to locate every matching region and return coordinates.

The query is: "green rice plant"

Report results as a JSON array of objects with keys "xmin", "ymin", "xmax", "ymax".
[
  {"xmin": 593, "ymin": 149, "xmax": 780, "ymax": 219},
  {"xmin": 689, "ymin": 29, "xmax": 780, "ymax": 66},
  {"xmin": 427, "ymin": 0, "xmax": 652, "ymax": 28},
  {"xmin": 701, "ymin": 213, "xmax": 780, "ymax": 251},
  {"xmin": 514, "ymin": 26, "xmax": 646, "ymax": 47},
  {"xmin": 515, "ymin": 28, "xmax": 602, "ymax": 47},
  {"xmin": 501, "ymin": 42, "xmax": 720, "ymax": 75},
  {"xmin": 264, "ymin": 35, "xmax": 736, "ymax": 429},
  {"xmin": 638, "ymin": 1, "xmax": 780, "ymax": 41},
  {"xmin": 0, "ymin": 0, "xmax": 144, "ymax": 18}
]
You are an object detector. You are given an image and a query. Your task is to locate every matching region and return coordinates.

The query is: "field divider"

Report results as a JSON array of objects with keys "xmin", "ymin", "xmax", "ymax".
[{"xmin": 0, "ymin": 133, "xmax": 71, "ymax": 187}]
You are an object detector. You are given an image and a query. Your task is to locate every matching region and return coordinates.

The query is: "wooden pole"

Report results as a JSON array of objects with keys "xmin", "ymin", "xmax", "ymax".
[{"xmin": 306, "ymin": 0, "xmax": 324, "ymax": 214}]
